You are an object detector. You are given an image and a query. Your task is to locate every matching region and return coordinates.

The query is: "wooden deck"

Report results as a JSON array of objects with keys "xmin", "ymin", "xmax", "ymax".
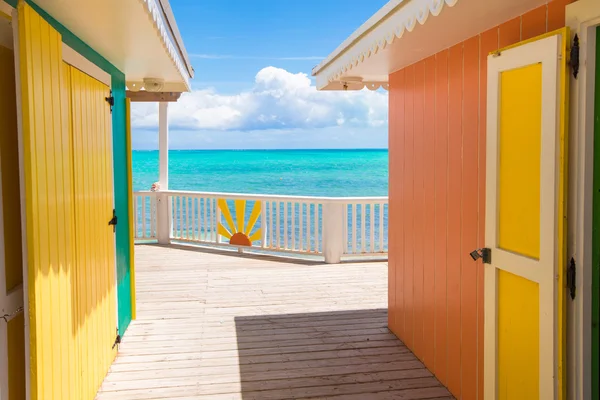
[{"xmin": 97, "ymin": 245, "xmax": 452, "ymax": 400}]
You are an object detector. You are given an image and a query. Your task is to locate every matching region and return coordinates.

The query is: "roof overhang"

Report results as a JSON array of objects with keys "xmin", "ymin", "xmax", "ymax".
[
  {"xmin": 31, "ymin": 0, "xmax": 194, "ymax": 92},
  {"xmin": 312, "ymin": 0, "xmax": 548, "ymax": 91}
]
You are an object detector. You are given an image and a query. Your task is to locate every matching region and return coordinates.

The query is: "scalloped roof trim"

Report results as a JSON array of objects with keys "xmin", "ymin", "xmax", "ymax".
[
  {"xmin": 140, "ymin": 0, "xmax": 191, "ymax": 90},
  {"xmin": 317, "ymin": 0, "xmax": 459, "ymax": 84}
]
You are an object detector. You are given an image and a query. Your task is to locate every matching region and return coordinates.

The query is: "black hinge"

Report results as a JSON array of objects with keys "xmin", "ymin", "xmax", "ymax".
[
  {"xmin": 112, "ymin": 333, "xmax": 121, "ymax": 350},
  {"xmin": 108, "ymin": 209, "xmax": 117, "ymax": 232},
  {"xmin": 470, "ymin": 248, "xmax": 491, "ymax": 264},
  {"xmin": 567, "ymin": 257, "xmax": 576, "ymax": 300},
  {"xmin": 569, "ymin": 34, "xmax": 580, "ymax": 79},
  {"xmin": 105, "ymin": 90, "xmax": 114, "ymax": 113}
]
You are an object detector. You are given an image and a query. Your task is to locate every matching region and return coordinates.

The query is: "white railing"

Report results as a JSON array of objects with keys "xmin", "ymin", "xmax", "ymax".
[
  {"xmin": 133, "ymin": 190, "xmax": 388, "ymax": 262},
  {"xmin": 133, "ymin": 192, "xmax": 157, "ymax": 240}
]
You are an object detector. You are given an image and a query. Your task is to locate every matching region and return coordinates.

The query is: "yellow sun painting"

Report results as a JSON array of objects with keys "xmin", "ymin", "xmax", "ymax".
[{"xmin": 217, "ymin": 199, "xmax": 262, "ymax": 246}]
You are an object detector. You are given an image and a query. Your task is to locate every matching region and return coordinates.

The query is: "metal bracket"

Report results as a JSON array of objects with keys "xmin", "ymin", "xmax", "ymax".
[
  {"xmin": 108, "ymin": 208, "xmax": 118, "ymax": 232},
  {"xmin": 112, "ymin": 334, "xmax": 121, "ymax": 349},
  {"xmin": 105, "ymin": 90, "xmax": 115, "ymax": 113},
  {"xmin": 567, "ymin": 257, "xmax": 576, "ymax": 300},
  {"xmin": 569, "ymin": 34, "xmax": 580, "ymax": 79},
  {"xmin": 470, "ymin": 248, "xmax": 491, "ymax": 264}
]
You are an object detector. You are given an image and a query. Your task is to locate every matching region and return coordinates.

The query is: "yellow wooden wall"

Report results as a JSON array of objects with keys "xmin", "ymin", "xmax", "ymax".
[{"xmin": 18, "ymin": 2, "xmax": 117, "ymax": 399}]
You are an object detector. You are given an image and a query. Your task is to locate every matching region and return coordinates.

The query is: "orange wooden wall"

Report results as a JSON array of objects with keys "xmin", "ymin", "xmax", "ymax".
[{"xmin": 387, "ymin": 0, "xmax": 573, "ymax": 398}]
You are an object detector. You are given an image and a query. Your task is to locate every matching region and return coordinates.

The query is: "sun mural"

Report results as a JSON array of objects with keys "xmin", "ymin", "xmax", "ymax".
[{"xmin": 217, "ymin": 199, "xmax": 262, "ymax": 246}]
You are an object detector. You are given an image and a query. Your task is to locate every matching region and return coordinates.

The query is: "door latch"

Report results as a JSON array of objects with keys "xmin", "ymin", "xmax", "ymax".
[
  {"xmin": 470, "ymin": 248, "xmax": 491, "ymax": 264},
  {"xmin": 108, "ymin": 209, "xmax": 117, "ymax": 232}
]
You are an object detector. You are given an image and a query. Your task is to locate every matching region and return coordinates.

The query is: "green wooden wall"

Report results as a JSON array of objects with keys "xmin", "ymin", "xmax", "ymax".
[{"xmin": 7, "ymin": 0, "xmax": 133, "ymax": 335}]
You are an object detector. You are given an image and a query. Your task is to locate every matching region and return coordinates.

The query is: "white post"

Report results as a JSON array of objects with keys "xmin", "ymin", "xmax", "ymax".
[
  {"xmin": 157, "ymin": 102, "xmax": 170, "ymax": 244},
  {"xmin": 158, "ymin": 102, "xmax": 169, "ymax": 190},
  {"xmin": 322, "ymin": 202, "xmax": 345, "ymax": 264}
]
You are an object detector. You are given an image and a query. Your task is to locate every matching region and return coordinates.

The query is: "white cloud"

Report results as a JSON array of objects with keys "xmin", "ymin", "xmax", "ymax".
[{"xmin": 131, "ymin": 67, "xmax": 388, "ymax": 132}]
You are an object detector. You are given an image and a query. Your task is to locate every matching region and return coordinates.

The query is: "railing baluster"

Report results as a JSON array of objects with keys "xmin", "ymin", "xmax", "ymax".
[
  {"xmin": 260, "ymin": 200, "xmax": 267, "ymax": 249},
  {"xmin": 379, "ymin": 203, "xmax": 384, "ymax": 252},
  {"xmin": 314, "ymin": 203, "xmax": 319, "ymax": 253},
  {"xmin": 269, "ymin": 201, "xmax": 274, "ymax": 248},
  {"xmin": 275, "ymin": 201, "xmax": 280, "ymax": 249},
  {"xmin": 291, "ymin": 202, "xmax": 296, "ymax": 251},
  {"xmin": 299, "ymin": 203, "xmax": 303, "ymax": 251},
  {"xmin": 343, "ymin": 203, "xmax": 348, "ymax": 254},
  {"xmin": 352, "ymin": 204, "xmax": 357, "ymax": 254},
  {"xmin": 307, "ymin": 204, "xmax": 311, "ymax": 252},
  {"xmin": 184, "ymin": 196, "xmax": 189, "ymax": 239},
  {"xmin": 284, "ymin": 201, "xmax": 288, "ymax": 250},
  {"xmin": 133, "ymin": 196, "xmax": 138, "ymax": 238},
  {"xmin": 202, "ymin": 197, "xmax": 206, "ymax": 242},
  {"xmin": 370, "ymin": 203, "xmax": 375, "ymax": 253},
  {"xmin": 151, "ymin": 195, "xmax": 156, "ymax": 238},
  {"xmin": 361, "ymin": 203, "xmax": 366, "ymax": 253},
  {"xmin": 142, "ymin": 197, "xmax": 147, "ymax": 238}
]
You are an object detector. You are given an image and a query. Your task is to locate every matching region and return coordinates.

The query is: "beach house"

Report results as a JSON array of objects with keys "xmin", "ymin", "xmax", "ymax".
[
  {"xmin": 0, "ymin": 0, "xmax": 192, "ymax": 398},
  {"xmin": 313, "ymin": 0, "xmax": 599, "ymax": 399}
]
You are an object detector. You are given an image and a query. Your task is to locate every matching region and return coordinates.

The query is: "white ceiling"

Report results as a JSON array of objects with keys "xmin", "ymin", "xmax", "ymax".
[
  {"xmin": 314, "ymin": 0, "xmax": 548, "ymax": 90},
  {"xmin": 34, "ymin": 0, "xmax": 191, "ymax": 92}
]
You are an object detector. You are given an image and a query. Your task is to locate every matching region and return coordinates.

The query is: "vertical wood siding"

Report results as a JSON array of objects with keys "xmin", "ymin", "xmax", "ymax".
[
  {"xmin": 387, "ymin": 1, "xmax": 574, "ymax": 398},
  {"xmin": 18, "ymin": 3, "xmax": 117, "ymax": 398}
]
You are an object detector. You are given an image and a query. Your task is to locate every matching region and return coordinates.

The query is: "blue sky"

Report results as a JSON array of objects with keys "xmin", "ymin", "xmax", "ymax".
[{"xmin": 131, "ymin": 0, "xmax": 389, "ymax": 150}]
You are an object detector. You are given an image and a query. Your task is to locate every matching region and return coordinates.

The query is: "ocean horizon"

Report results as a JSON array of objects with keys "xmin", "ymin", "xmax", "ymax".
[{"xmin": 132, "ymin": 149, "xmax": 389, "ymax": 197}]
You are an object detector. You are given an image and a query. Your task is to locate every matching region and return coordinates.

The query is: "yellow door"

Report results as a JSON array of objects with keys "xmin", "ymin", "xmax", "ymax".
[
  {"xmin": 0, "ymin": 31, "xmax": 25, "ymax": 400},
  {"xmin": 65, "ymin": 62, "xmax": 118, "ymax": 400},
  {"xmin": 16, "ymin": 2, "xmax": 117, "ymax": 399},
  {"xmin": 485, "ymin": 30, "xmax": 569, "ymax": 400}
]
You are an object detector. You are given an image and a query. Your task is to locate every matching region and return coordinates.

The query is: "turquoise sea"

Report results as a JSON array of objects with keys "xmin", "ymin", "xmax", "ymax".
[{"xmin": 132, "ymin": 149, "xmax": 388, "ymax": 197}]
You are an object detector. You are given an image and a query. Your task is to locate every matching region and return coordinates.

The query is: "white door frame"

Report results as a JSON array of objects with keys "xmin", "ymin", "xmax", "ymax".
[
  {"xmin": 485, "ymin": 34, "xmax": 562, "ymax": 400},
  {"xmin": 566, "ymin": 1, "xmax": 600, "ymax": 399}
]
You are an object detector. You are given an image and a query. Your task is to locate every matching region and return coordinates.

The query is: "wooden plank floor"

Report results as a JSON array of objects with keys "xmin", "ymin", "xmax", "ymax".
[{"xmin": 97, "ymin": 245, "xmax": 452, "ymax": 400}]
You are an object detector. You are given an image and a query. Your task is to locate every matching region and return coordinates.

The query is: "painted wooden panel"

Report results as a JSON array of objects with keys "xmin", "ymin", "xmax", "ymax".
[
  {"xmin": 461, "ymin": 35, "xmax": 480, "ymax": 400},
  {"xmin": 478, "ymin": 27, "xmax": 498, "ymax": 400},
  {"xmin": 386, "ymin": 2, "xmax": 570, "ymax": 398},
  {"xmin": 0, "ymin": 45, "xmax": 23, "ymax": 293},
  {"xmin": 433, "ymin": 49, "xmax": 448, "ymax": 385},
  {"xmin": 18, "ymin": 3, "xmax": 118, "ymax": 398},
  {"xmin": 68, "ymin": 63, "xmax": 118, "ymax": 400},
  {"xmin": 413, "ymin": 61, "xmax": 425, "ymax": 359},
  {"xmin": 522, "ymin": 6, "xmax": 547, "ymax": 40},
  {"xmin": 498, "ymin": 64, "xmax": 542, "ymax": 259},
  {"xmin": 591, "ymin": 24, "xmax": 600, "ymax": 400},
  {"xmin": 0, "ymin": 41, "xmax": 25, "ymax": 400},
  {"xmin": 7, "ymin": 313, "xmax": 25, "ymax": 400},
  {"xmin": 17, "ymin": 5, "xmax": 78, "ymax": 398},
  {"xmin": 497, "ymin": 270, "xmax": 539, "ymax": 399},
  {"xmin": 403, "ymin": 65, "xmax": 415, "ymax": 348},
  {"xmin": 446, "ymin": 43, "xmax": 463, "ymax": 397},
  {"xmin": 422, "ymin": 56, "xmax": 436, "ymax": 371},
  {"xmin": 496, "ymin": 62, "xmax": 543, "ymax": 399}
]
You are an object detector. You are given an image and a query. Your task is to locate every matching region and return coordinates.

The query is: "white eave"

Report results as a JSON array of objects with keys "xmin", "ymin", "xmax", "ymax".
[
  {"xmin": 312, "ymin": 0, "xmax": 548, "ymax": 91},
  {"xmin": 32, "ymin": 0, "xmax": 194, "ymax": 92}
]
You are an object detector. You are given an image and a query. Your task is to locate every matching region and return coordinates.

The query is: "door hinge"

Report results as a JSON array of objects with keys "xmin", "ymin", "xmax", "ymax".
[
  {"xmin": 569, "ymin": 34, "xmax": 580, "ymax": 79},
  {"xmin": 567, "ymin": 257, "xmax": 576, "ymax": 300},
  {"xmin": 470, "ymin": 248, "xmax": 491, "ymax": 264},
  {"xmin": 112, "ymin": 333, "xmax": 121, "ymax": 349},
  {"xmin": 105, "ymin": 90, "xmax": 114, "ymax": 113},
  {"xmin": 108, "ymin": 209, "xmax": 117, "ymax": 232}
]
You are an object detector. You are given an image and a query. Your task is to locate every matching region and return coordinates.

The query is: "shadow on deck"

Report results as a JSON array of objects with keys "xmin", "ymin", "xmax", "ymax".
[{"xmin": 97, "ymin": 244, "xmax": 452, "ymax": 400}]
